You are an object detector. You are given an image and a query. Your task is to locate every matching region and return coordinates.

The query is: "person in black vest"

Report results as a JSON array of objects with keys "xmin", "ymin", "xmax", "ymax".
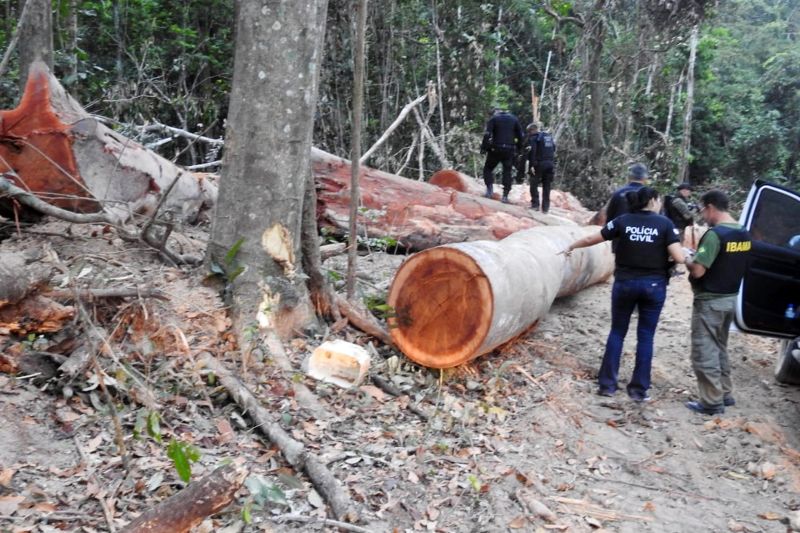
[
  {"xmin": 480, "ymin": 108, "xmax": 524, "ymax": 203},
  {"xmin": 602, "ymin": 162, "xmax": 649, "ymax": 224},
  {"xmin": 563, "ymin": 187, "xmax": 686, "ymax": 401},
  {"xmin": 527, "ymin": 123, "xmax": 556, "ymax": 213},
  {"xmin": 663, "ymin": 183, "xmax": 695, "ymax": 241},
  {"xmin": 684, "ymin": 190, "xmax": 752, "ymax": 415}
]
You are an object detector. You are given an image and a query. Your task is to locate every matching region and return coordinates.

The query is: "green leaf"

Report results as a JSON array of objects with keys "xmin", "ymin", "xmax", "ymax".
[
  {"xmin": 209, "ymin": 262, "xmax": 225, "ymax": 275},
  {"xmin": 468, "ymin": 474, "xmax": 482, "ymax": 492},
  {"xmin": 147, "ymin": 411, "xmax": 162, "ymax": 443},
  {"xmin": 207, "ymin": 372, "xmax": 216, "ymax": 386},
  {"xmin": 281, "ymin": 412, "xmax": 293, "ymax": 425},
  {"xmin": 225, "ymin": 238, "xmax": 245, "ymax": 265},
  {"xmin": 242, "ymin": 499, "xmax": 253, "ymax": 524},
  {"xmin": 167, "ymin": 439, "xmax": 200, "ymax": 483}
]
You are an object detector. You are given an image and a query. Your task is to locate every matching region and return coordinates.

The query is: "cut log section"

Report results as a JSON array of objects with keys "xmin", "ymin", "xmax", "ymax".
[
  {"xmin": 313, "ymin": 149, "xmax": 551, "ymax": 252},
  {"xmin": 0, "ymin": 61, "xmax": 216, "ymax": 222},
  {"xmin": 387, "ymin": 225, "xmax": 614, "ymax": 368},
  {"xmin": 121, "ymin": 463, "xmax": 247, "ymax": 533},
  {"xmin": 428, "ymin": 168, "xmax": 593, "ymax": 225}
]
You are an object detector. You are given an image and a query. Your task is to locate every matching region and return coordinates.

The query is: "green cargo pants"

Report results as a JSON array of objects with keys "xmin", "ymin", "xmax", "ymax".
[{"xmin": 690, "ymin": 295, "xmax": 736, "ymax": 408}]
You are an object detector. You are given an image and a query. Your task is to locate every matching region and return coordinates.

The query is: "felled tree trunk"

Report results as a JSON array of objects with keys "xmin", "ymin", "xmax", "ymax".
[
  {"xmin": 121, "ymin": 463, "xmax": 248, "ymax": 533},
  {"xmin": 312, "ymin": 149, "xmax": 551, "ymax": 251},
  {"xmin": 387, "ymin": 225, "xmax": 614, "ymax": 368},
  {"xmin": 428, "ymin": 168, "xmax": 593, "ymax": 225},
  {"xmin": 0, "ymin": 61, "xmax": 216, "ymax": 223}
]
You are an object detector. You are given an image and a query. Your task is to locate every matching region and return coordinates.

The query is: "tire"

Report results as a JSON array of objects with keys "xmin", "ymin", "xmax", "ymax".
[{"xmin": 774, "ymin": 338, "xmax": 800, "ymax": 385}]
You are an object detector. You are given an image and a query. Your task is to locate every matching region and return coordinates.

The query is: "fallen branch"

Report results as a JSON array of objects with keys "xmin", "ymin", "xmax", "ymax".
[
  {"xmin": 359, "ymin": 92, "xmax": 428, "ymax": 165},
  {"xmin": 121, "ymin": 463, "xmax": 248, "ymax": 533},
  {"xmin": 335, "ymin": 294, "xmax": 394, "ymax": 346},
  {"xmin": 370, "ymin": 374, "xmax": 429, "ymax": 420},
  {"xmin": 271, "ymin": 514, "xmax": 372, "ymax": 533},
  {"xmin": 0, "ymin": 174, "xmax": 201, "ymax": 265},
  {"xmin": 200, "ymin": 353, "xmax": 359, "ymax": 523},
  {"xmin": 320, "ymin": 242, "xmax": 347, "ymax": 261},
  {"xmin": 46, "ymin": 287, "xmax": 168, "ymax": 301}
]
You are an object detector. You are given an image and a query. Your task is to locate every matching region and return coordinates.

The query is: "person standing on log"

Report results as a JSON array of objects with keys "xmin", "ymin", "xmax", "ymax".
[
  {"xmin": 562, "ymin": 187, "xmax": 686, "ymax": 402},
  {"xmin": 527, "ymin": 123, "xmax": 556, "ymax": 213},
  {"xmin": 480, "ymin": 107, "xmax": 524, "ymax": 204},
  {"xmin": 683, "ymin": 190, "xmax": 751, "ymax": 415}
]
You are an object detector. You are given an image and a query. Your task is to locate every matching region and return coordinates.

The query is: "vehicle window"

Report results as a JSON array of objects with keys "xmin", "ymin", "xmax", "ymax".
[{"xmin": 749, "ymin": 187, "xmax": 800, "ymax": 250}]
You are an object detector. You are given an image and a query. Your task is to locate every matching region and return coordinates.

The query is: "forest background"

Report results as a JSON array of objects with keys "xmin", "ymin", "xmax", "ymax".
[{"xmin": 1, "ymin": 0, "xmax": 798, "ymax": 210}]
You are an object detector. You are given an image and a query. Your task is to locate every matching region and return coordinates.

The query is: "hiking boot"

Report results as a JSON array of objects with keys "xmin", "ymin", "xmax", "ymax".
[
  {"xmin": 597, "ymin": 388, "xmax": 616, "ymax": 397},
  {"xmin": 685, "ymin": 400, "xmax": 724, "ymax": 415},
  {"xmin": 501, "ymin": 195, "xmax": 510, "ymax": 204},
  {"xmin": 484, "ymin": 184, "xmax": 494, "ymax": 198},
  {"xmin": 530, "ymin": 203, "xmax": 540, "ymax": 210},
  {"xmin": 723, "ymin": 396, "xmax": 736, "ymax": 407}
]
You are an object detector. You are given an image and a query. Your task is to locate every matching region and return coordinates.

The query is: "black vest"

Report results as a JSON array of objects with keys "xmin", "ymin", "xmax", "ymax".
[{"xmin": 699, "ymin": 225, "xmax": 752, "ymax": 294}]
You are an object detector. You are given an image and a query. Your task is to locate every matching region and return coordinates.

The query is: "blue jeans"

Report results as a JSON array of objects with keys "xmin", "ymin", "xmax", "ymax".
[{"xmin": 598, "ymin": 277, "xmax": 667, "ymax": 396}]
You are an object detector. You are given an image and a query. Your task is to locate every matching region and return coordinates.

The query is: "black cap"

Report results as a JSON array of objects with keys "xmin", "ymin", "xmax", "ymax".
[
  {"xmin": 677, "ymin": 183, "xmax": 693, "ymax": 191},
  {"xmin": 629, "ymin": 163, "xmax": 648, "ymax": 180}
]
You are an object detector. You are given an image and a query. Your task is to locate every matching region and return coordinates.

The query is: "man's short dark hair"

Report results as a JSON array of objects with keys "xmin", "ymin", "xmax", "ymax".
[
  {"xmin": 527, "ymin": 123, "xmax": 539, "ymax": 131},
  {"xmin": 677, "ymin": 183, "xmax": 693, "ymax": 191},
  {"xmin": 700, "ymin": 189, "xmax": 730, "ymax": 212},
  {"xmin": 629, "ymin": 163, "xmax": 648, "ymax": 181}
]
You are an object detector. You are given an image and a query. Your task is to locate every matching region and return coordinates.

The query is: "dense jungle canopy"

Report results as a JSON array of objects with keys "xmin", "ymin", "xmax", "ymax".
[{"xmin": 1, "ymin": 0, "xmax": 798, "ymax": 208}]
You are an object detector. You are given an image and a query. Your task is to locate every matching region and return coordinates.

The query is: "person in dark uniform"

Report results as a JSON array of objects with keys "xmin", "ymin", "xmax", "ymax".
[
  {"xmin": 662, "ymin": 183, "xmax": 695, "ymax": 242},
  {"xmin": 684, "ymin": 190, "xmax": 752, "ymax": 415},
  {"xmin": 527, "ymin": 123, "xmax": 556, "ymax": 213},
  {"xmin": 602, "ymin": 162, "xmax": 649, "ymax": 224},
  {"xmin": 480, "ymin": 108, "xmax": 524, "ymax": 203},
  {"xmin": 563, "ymin": 187, "xmax": 686, "ymax": 402}
]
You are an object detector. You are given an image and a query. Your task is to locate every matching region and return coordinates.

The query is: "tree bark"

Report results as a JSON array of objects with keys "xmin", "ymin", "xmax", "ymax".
[
  {"xmin": 387, "ymin": 225, "xmax": 614, "ymax": 368},
  {"xmin": 678, "ymin": 25, "xmax": 699, "ymax": 184},
  {"xmin": 17, "ymin": 0, "xmax": 53, "ymax": 93},
  {"xmin": 312, "ymin": 149, "xmax": 545, "ymax": 251},
  {"xmin": 206, "ymin": 0, "xmax": 328, "ymax": 339},
  {"xmin": 121, "ymin": 463, "xmax": 248, "ymax": 533},
  {"xmin": 586, "ymin": 2, "xmax": 607, "ymax": 175}
]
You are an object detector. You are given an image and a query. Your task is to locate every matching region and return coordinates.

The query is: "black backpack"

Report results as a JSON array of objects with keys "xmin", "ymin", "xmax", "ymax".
[{"xmin": 535, "ymin": 132, "xmax": 555, "ymax": 161}]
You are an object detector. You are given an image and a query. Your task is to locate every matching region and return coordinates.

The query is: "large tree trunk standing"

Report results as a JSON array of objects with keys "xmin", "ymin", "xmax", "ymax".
[
  {"xmin": 678, "ymin": 25, "xmax": 699, "ymax": 184},
  {"xmin": 207, "ymin": 0, "xmax": 329, "ymax": 340},
  {"xmin": 17, "ymin": 0, "xmax": 53, "ymax": 93}
]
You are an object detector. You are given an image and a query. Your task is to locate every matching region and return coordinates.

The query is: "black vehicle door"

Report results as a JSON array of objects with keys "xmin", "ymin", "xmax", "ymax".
[{"xmin": 735, "ymin": 180, "xmax": 800, "ymax": 338}]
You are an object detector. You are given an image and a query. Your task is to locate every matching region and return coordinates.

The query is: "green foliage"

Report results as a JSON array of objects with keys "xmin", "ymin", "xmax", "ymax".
[
  {"xmin": 166, "ymin": 438, "xmax": 201, "ymax": 483},
  {"xmin": 364, "ymin": 295, "xmax": 396, "ymax": 320}
]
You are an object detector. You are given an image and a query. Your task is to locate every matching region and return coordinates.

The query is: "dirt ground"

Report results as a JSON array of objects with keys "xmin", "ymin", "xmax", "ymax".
[{"xmin": 1, "ymin": 220, "xmax": 800, "ymax": 532}]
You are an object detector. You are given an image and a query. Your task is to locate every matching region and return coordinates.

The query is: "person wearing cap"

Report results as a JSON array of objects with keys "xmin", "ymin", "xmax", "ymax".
[
  {"xmin": 480, "ymin": 107, "xmax": 525, "ymax": 203},
  {"xmin": 663, "ymin": 183, "xmax": 695, "ymax": 241},
  {"xmin": 527, "ymin": 123, "xmax": 557, "ymax": 213},
  {"xmin": 600, "ymin": 163, "xmax": 649, "ymax": 251}
]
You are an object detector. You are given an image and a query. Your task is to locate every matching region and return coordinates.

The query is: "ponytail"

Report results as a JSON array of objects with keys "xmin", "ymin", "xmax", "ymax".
[{"xmin": 624, "ymin": 186, "xmax": 659, "ymax": 212}]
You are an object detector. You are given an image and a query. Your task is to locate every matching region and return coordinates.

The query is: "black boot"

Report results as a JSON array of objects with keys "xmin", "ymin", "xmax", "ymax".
[{"xmin": 484, "ymin": 184, "xmax": 493, "ymax": 198}]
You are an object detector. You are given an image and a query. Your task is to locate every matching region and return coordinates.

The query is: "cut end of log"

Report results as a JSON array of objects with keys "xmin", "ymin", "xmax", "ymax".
[
  {"xmin": 387, "ymin": 247, "xmax": 493, "ymax": 368},
  {"xmin": 429, "ymin": 169, "xmax": 471, "ymax": 193}
]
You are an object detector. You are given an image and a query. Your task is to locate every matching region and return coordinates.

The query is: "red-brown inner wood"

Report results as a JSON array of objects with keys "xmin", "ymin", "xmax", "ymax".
[{"xmin": 388, "ymin": 247, "xmax": 493, "ymax": 368}]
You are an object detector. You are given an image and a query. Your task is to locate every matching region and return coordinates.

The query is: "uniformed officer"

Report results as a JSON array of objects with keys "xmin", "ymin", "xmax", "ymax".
[
  {"xmin": 563, "ymin": 187, "xmax": 686, "ymax": 402},
  {"xmin": 684, "ymin": 190, "xmax": 752, "ymax": 415},
  {"xmin": 527, "ymin": 123, "xmax": 556, "ymax": 213},
  {"xmin": 480, "ymin": 108, "xmax": 524, "ymax": 203}
]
